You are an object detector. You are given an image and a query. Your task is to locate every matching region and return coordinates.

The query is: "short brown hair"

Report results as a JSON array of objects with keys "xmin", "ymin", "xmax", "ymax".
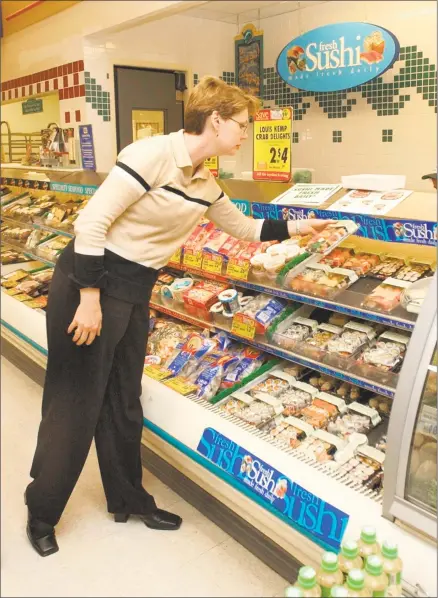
[{"xmin": 184, "ymin": 76, "xmax": 261, "ymax": 135}]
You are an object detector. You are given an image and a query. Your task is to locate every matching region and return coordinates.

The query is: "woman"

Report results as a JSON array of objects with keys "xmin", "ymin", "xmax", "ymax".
[{"xmin": 25, "ymin": 76, "xmax": 332, "ymax": 556}]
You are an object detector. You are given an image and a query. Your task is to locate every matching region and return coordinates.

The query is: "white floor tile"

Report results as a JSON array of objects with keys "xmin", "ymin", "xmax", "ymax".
[{"xmin": 1, "ymin": 357, "xmax": 287, "ymax": 597}]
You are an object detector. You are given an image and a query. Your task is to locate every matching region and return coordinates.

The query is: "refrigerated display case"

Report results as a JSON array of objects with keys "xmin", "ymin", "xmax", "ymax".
[
  {"xmin": 1, "ymin": 171, "xmax": 437, "ymax": 595},
  {"xmin": 383, "ymin": 279, "xmax": 437, "ymax": 540}
]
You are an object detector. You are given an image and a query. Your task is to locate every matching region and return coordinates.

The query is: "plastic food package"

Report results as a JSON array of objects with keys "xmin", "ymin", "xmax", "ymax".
[
  {"xmin": 369, "ymin": 256, "xmax": 405, "ymax": 279},
  {"xmin": 262, "ymin": 415, "xmax": 313, "ymax": 449},
  {"xmin": 37, "ymin": 236, "xmax": 70, "ymax": 259},
  {"xmin": 165, "ymin": 332, "xmax": 217, "ymax": 377},
  {"xmin": 308, "ymin": 374, "xmax": 362, "ymax": 401},
  {"xmin": 236, "ymin": 294, "xmax": 287, "ymax": 334},
  {"xmin": 325, "ymin": 321, "xmax": 375, "ymax": 357},
  {"xmin": 394, "ymin": 261, "xmax": 434, "ymax": 282},
  {"xmin": 343, "ymin": 252, "xmax": 381, "ymax": 276},
  {"xmin": 300, "ymin": 393, "xmax": 347, "ymax": 429},
  {"xmin": 296, "ymin": 431, "xmax": 345, "ymax": 462},
  {"xmin": 400, "ymin": 277, "xmax": 433, "ymax": 314},
  {"xmin": 305, "ymin": 221, "xmax": 357, "ymax": 254},
  {"xmin": 146, "ymin": 320, "xmax": 196, "ymax": 362},
  {"xmin": 305, "ymin": 323, "xmax": 343, "ymax": 350},
  {"xmin": 183, "ymin": 280, "xmax": 229, "ymax": 310},
  {"xmin": 358, "ymin": 330, "xmax": 410, "ymax": 371},
  {"xmin": 362, "ymin": 278, "xmax": 412, "ymax": 312},
  {"xmin": 31, "ymin": 268, "xmax": 54, "ymax": 284},
  {"xmin": 368, "ymin": 395, "xmax": 392, "ymax": 417},
  {"xmin": 327, "ymin": 402, "xmax": 381, "ymax": 439},
  {"xmin": 279, "ymin": 381, "xmax": 317, "ymax": 416},
  {"xmin": 337, "ymin": 446, "xmax": 385, "ymax": 487},
  {"xmin": 272, "ymin": 316, "xmax": 318, "ymax": 350},
  {"xmin": 320, "ymin": 247, "xmax": 354, "ymax": 268},
  {"xmin": 3, "ymin": 226, "xmax": 33, "ymax": 242},
  {"xmin": 249, "ymin": 372, "xmax": 293, "ymax": 398},
  {"xmin": 221, "ymin": 347, "xmax": 265, "ymax": 389},
  {"xmin": 375, "ymin": 434, "xmax": 387, "ymax": 453},
  {"xmin": 282, "ymin": 363, "xmax": 310, "ymax": 379}
]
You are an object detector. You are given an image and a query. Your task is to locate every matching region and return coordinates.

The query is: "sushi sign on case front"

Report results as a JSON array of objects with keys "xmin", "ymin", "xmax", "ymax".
[{"xmin": 277, "ymin": 22, "xmax": 399, "ymax": 92}]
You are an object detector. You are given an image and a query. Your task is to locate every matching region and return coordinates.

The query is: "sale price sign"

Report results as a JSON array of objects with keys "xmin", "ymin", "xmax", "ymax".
[
  {"xmin": 205, "ymin": 156, "xmax": 219, "ymax": 177},
  {"xmin": 253, "ymin": 108, "xmax": 292, "ymax": 182}
]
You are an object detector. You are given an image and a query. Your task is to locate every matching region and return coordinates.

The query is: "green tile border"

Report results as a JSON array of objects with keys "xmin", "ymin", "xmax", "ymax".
[{"xmin": 84, "ymin": 70, "xmax": 111, "ymax": 122}]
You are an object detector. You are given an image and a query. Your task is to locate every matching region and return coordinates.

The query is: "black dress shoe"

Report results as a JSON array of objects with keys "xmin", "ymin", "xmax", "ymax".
[
  {"xmin": 113, "ymin": 509, "xmax": 182, "ymax": 530},
  {"xmin": 26, "ymin": 511, "xmax": 59, "ymax": 557}
]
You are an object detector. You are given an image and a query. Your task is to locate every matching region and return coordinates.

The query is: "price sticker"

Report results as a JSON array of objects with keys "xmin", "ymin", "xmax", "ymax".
[
  {"xmin": 231, "ymin": 313, "xmax": 256, "ymax": 340},
  {"xmin": 226, "ymin": 258, "xmax": 250, "ymax": 281},
  {"xmin": 253, "ymin": 107, "xmax": 292, "ymax": 182},
  {"xmin": 143, "ymin": 365, "xmax": 172, "ymax": 381},
  {"xmin": 204, "ymin": 156, "xmax": 218, "ymax": 177},
  {"xmin": 164, "ymin": 377, "xmax": 198, "ymax": 396},
  {"xmin": 183, "ymin": 249, "xmax": 202, "ymax": 270},
  {"xmin": 202, "ymin": 252, "xmax": 223, "ymax": 275},
  {"xmin": 168, "ymin": 247, "xmax": 182, "ymax": 265}
]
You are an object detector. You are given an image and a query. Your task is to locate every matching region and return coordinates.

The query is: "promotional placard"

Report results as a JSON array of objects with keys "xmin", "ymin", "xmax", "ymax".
[
  {"xmin": 205, "ymin": 156, "xmax": 219, "ymax": 177},
  {"xmin": 22, "ymin": 98, "xmax": 43, "ymax": 115},
  {"xmin": 253, "ymin": 108, "xmax": 292, "ymax": 182},
  {"xmin": 272, "ymin": 184, "xmax": 343, "ymax": 206},
  {"xmin": 197, "ymin": 427, "xmax": 349, "ymax": 551},
  {"xmin": 79, "ymin": 125, "xmax": 96, "ymax": 171},
  {"xmin": 235, "ymin": 23, "xmax": 264, "ymax": 98},
  {"xmin": 276, "ymin": 22, "xmax": 400, "ymax": 92},
  {"xmin": 329, "ymin": 188, "xmax": 413, "ymax": 215}
]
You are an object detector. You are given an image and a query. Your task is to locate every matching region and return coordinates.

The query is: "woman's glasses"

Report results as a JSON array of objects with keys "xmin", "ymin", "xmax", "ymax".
[{"xmin": 229, "ymin": 117, "xmax": 249, "ymax": 134}]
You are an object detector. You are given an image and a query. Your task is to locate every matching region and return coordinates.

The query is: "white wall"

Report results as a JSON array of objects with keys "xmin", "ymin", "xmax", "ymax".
[
  {"xmin": 1, "ymin": 93, "xmax": 60, "ymax": 134},
  {"xmin": 84, "ymin": 14, "xmax": 236, "ymax": 171}
]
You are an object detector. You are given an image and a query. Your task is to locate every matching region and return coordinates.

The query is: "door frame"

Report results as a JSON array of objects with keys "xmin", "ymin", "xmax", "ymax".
[{"xmin": 114, "ymin": 64, "xmax": 189, "ymax": 153}]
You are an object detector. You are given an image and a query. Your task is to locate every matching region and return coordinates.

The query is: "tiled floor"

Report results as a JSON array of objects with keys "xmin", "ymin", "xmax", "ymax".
[{"xmin": 1, "ymin": 357, "xmax": 288, "ymax": 597}]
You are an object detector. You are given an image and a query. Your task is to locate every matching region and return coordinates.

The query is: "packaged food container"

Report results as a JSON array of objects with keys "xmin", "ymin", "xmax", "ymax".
[
  {"xmin": 305, "ymin": 220, "xmax": 358, "ymax": 255},
  {"xmin": 228, "ymin": 390, "xmax": 283, "ymax": 427},
  {"xmin": 357, "ymin": 330, "xmax": 410, "ymax": 372},
  {"xmin": 234, "ymin": 294, "xmax": 288, "ymax": 335},
  {"xmin": 343, "ymin": 252, "xmax": 381, "ymax": 276},
  {"xmin": 300, "ymin": 392, "xmax": 347, "ymax": 429},
  {"xmin": 327, "ymin": 402, "xmax": 381, "ymax": 439},
  {"xmin": 301, "ymin": 323, "xmax": 344, "ymax": 359},
  {"xmin": 278, "ymin": 381, "xmax": 318, "ymax": 416},
  {"xmin": 297, "ymin": 429, "xmax": 347, "ymax": 463},
  {"xmin": 325, "ymin": 321, "xmax": 376, "ymax": 357},
  {"xmin": 248, "ymin": 370, "xmax": 295, "ymax": 398},
  {"xmin": 320, "ymin": 246, "xmax": 355, "ymax": 268},
  {"xmin": 362, "ymin": 277, "xmax": 412, "ymax": 312},
  {"xmin": 394, "ymin": 259, "xmax": 435, "ymax": 282},
  {"xmin": 272, "ymin": 314, "xmax": 319, "ymax": 350},
  {"xmin": 262, "ymin": 414, "xmax": 314, "ymax": 449},
  {"xmin": 369, "ymin": 255, "xmax": 405, "ymax": 279}
]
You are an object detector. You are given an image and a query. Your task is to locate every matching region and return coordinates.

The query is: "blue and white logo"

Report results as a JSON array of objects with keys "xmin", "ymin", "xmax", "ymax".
[{"xmin": 277, "ymin": 22, "xmax": 399, "ymax": 92}]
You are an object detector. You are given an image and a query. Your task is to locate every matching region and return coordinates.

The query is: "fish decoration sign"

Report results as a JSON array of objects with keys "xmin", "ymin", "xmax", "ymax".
[{"xmin": 277, "ymin": 22, "xmax": 399, "ymax": 92}]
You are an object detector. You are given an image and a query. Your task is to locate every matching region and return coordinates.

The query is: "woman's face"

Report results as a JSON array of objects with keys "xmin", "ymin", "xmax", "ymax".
[{"xmin": 214, "ymin": 109, "xmax": 249, "ymax": 155}]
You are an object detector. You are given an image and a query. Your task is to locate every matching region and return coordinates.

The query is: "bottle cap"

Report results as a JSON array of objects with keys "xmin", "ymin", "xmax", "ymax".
[
  {"xmin": 366, "ymin": 555, "xmax": 384, "ymax": 576},
  {"xmin": 381, "ymin": 540, "xmax": 399, "ymax": 559},
  {"xmin": 297, "ymin": 566, "xmax": 317, "ymax": 589},
  {"xmin": 285, "ymin": 587, "xmax": 304, "ymax": 597},
  {"xmin": 361, "ymin": 525, "xmax": 377, "ymax": 544},
  {"xmin": 341, "ymin": 540, "xmax": 360, "ymax": 559},
  {"xmin": 330, "ymin": 587, "xmax": 348, "ymax": 598},
  {"xmin": 321, "ymin": 552, "xmax": 339, "ymax": 572},
  {"xmin": 347, "ymin": 569, "xmax": 365, "ymax": 590}
]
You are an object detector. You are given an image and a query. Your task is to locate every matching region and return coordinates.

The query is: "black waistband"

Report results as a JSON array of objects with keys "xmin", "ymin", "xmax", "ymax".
[{"xmin": 57, "ymin": 241, "xmax": 159, "ymax": 305}]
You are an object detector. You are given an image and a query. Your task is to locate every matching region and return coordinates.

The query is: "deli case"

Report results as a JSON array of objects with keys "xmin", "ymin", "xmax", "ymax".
[{"xmin": 1, "ymin": 168, "xmax": 437, "ymax": 595}]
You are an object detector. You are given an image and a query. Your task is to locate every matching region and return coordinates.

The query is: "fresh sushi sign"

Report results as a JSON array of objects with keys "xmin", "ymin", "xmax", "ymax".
[{"xmin": 277, "ymin": 22, "xmax": 399, "ymax": 92}]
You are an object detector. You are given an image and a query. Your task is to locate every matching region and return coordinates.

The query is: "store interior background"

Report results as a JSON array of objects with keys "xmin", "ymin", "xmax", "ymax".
[{"xmin": 1, "ymin": 0, "xmax": 436, "ymax": 186}]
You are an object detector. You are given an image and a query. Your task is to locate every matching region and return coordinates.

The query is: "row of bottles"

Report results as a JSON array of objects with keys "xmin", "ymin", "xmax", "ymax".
[{"xmin": 285, "ymin": 526, "xmax": 403, "ymax": 598}]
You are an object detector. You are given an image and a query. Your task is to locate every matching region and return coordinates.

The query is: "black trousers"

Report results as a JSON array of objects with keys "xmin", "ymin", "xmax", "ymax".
[{"xmin": 26, "ymin": 266, "xmax": 156, "ymax": 527}]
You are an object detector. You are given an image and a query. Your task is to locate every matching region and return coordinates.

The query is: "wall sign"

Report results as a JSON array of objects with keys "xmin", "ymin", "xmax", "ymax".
[
  {"xmin": 197, "ymin": 427, "xmax": 349, "ymax": 551},
  {"xmin": 205, "ymin": 156, "xmax": 218, "ymax": 177},
  {"xmin": 277, "ymin": 22, "xmax": 399, "ymax": 92},
  {"xmin": 79, "ymin": 124, "xmax": 96, "ymax": 171},
  {"xmin": 251, "ymin": 202, "xmax": 437, "ymax": 247},
  {"xmin": 22, "ymin": 98, "xmax": 43, "ymax": 115},
  {"xmin": 253, "ymin": 108, "xmax": 292, "ymax": 182},
  {"xmin": 235, "ymin": 23, "xmax": 264, "ymax": 98}
]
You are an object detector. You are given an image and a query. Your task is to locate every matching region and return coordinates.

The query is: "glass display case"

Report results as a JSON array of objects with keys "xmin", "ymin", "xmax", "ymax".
[{"xmin": 383, "ymin": 274, "xmax": 437, "ymax": 540}]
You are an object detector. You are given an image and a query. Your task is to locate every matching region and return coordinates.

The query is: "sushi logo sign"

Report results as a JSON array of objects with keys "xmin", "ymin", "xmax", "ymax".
[{"xmin": 277, "ymin": 22, "xmax": 399, "ymax": 92}]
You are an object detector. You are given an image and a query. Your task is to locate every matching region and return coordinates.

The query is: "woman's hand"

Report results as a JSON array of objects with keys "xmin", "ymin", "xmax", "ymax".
[
  {"xmin": 287, "ymin": 219, "xmax": 336, "ymax": 237},
  {"xmin": 67, "ymin": 288, "xmax": 102, "ymax": 346}
]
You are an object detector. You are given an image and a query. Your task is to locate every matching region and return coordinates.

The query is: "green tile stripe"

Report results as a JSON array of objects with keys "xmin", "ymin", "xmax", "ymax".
[{"xmin": 84, "ymin": 71, "xmax": 111, "ymax": 122}]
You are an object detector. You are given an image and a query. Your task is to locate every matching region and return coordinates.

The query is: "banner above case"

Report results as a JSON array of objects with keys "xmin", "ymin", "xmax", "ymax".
[{"xmin": 276, "ymin": 22, "xmax": 399, "ymax": 92}]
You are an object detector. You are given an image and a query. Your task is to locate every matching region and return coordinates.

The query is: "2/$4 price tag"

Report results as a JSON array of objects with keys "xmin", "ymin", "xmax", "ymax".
[
  {"xmin": 202, "ymin": 252, "xmax": 223, "ymax": 275},
  {"xmin": 253, "ymin": 107, "xmax": 292, "ymax": 182},
  {"xmin": 183, "ymin": 249, "xmax": 202, "ymax": 270},
  {"xmin": 231, "ymin": 313, "xmax": 256, "ymax": 340},
  {"xmin": 164, "ymin": 376, "xmax": 198, "ymax": 396},
  {"xmin": 226, "ymin": 258, "xmax": 250, "ymax": 281},
  {"xmin": 143, "ymin": 365, "xmax": 173, "ymax": 381}
]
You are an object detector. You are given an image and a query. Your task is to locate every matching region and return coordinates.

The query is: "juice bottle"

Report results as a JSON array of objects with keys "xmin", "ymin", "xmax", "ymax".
[
  {"xmin": 294, "ymin": 566, "xmax": 322, "ymax": 597},
  {"xmin": 338, "ymin": 541, "xmax": 363, "ymax": 578},
  {"xmin": 357, "ymin": 526, "xmax": 380, "ymax": 559},
  {"xmin": 317, "ymin": 552, "xmax": 344, "ymax": 597},
  {"xmin": 330, "ymin": 586, "xmax": 349, "ymax": 597},
  {"xmin": 285, "ymin": 586, "xmax": 304, "ymax": 597},
  {"xmin": 363, "ymin": 555, "xmax": 389, "ymax": 597},
  {"xmin": 380, "ymin": 541, "xmax": 403, "ymax": 597},
  {"xmin": 345, "ymin": 569, "xmax": 370, "ymax": 597}
]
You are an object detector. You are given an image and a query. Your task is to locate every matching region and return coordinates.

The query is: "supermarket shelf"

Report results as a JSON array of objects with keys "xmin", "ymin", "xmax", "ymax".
[
  {"xmin": 150, "ymin": 295, "xmax": 397, "ymax": 398},
  {"xmin": 2, "ymin": 241, "xmax": 56, "ymax": 268},
  {"xmin": 1, "ymin": 215, "xmax": 74, "ymax": 239},
  {"xmin": 169, "ymin": 263, "xmax": 417, "ymax": 332}
]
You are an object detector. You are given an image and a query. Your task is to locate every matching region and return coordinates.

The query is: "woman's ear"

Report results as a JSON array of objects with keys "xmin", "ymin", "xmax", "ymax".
[{"xmin": 210, "ymin": 110, "xmax": 221, "ymax": 134}]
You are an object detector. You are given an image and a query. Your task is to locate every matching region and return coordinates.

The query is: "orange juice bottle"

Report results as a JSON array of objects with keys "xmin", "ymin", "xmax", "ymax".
[
  {"xmin": 345, "ymin": 569, "xmax": 370, "ymax": 597},
  {"xmin": 338, "ymin": 541, "xmax": 363, "ymax": 578},
  {"xmin": 317, "ymin": 552, "xmax": 344, "ymax": 597},
  {"xmin": 380, "ymin": 541, "xmax": 403, "ymax": 597},
  {"xmin": 294, "ymin": 566, "xmax": 322, "ymax": 597},
  {"xmin": 363, "ymin": 555, "xmax": 389, "ymax": 597},
  {"xmin": 357, "ymin": 526, "xmax": 380, "ymax": 559}
]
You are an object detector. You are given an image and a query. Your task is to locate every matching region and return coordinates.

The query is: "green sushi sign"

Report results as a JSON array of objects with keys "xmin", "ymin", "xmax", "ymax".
[
  {"xmin": 22, "ymin": 98, "xmax": 43, "ymax": 115},
  {"xmin": 277, "ymin": 22, "xmax": 399, "ymax": 92}
]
